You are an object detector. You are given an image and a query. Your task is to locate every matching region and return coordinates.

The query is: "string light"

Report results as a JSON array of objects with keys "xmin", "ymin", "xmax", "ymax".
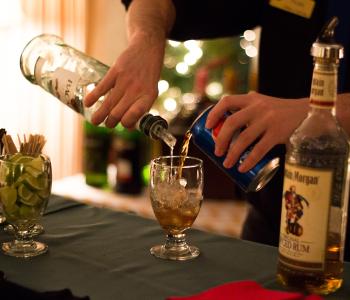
[
  {"xmin": 206, "ymin": 82, "xmax": 223, "ymax": 98},
  {"xmin": 183, "ymin": 40, "xmax": 202, "ymax": 50},
  {"xmin": 184, "ymin": 52, "xmax": 198, "ymax": 66},
  {"xmin": 239, "ymin": 39, "xmax": 249, "ymax": 50},
  {"xmin": 158, "ymin": 80, "xmax": 169, "ymax": 95},
  {"xmin": 182, "ymin": 93, "xmax": 196, "ymax": 104},
  {"xmin": 176, "ymin": 62, "xmax": 189, "ymax": 74},
  {"xmin": 243, "ymin": 30, "xmax": 256, "ymax": 42},
  {"xmin": 163, "ymin": 97, "xmax": 178, "ymax": 112},
  {"xmin": 168, "ymin": 40, "xmax": 181, "ymax": 47},
  {"xmin": 164, "ymin": 55, "xmax": 177, "ymax": 68},
  {"xmin": 190, "ymin": 47, "xmax": 203, "ymax": 60},
  {"xmin": 168, "ymin": 87, "xmax": 182, "ymax": 98},
  {"xmin": 245, "ymin": 45, "xmax": 258, "ymax": 58}
]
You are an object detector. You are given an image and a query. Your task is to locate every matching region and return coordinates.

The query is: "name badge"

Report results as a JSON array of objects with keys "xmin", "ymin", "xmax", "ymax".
[{"xmin": 270, "ymin": 0, "xmax": 316, "ymax": 19}]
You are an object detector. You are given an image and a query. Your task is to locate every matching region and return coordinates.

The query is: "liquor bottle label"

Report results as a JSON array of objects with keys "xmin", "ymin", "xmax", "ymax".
[
  {"xmin": 116, "ymin": 159, "xmax": 133, "ymax": 182},
  {"xmin": 278, "ymin": 163, "xmax": 332, "ymax": 271},
  {"xmin": 310, "ymin": 69, "xmax": 337, "ymax": 109},
  {"xmin": 34, "ymin": 57, "xmax": 82, "ymax": 113}
]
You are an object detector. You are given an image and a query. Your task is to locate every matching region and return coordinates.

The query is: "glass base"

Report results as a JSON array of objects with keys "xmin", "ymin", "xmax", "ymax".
[
  {"xmin": 4, "ymin": 223, "xmax": 44, "ymax": 236},
  {"xmin": 32, "ymin": 224, "xmax": 45, "ymax": 235},
  {"xmin": 2, "ymin": 240, "xmax": 48, "ymax": 258},
  {"xmin": 150, "ymin": 244, "xmax": 200, "ymax": 261}
]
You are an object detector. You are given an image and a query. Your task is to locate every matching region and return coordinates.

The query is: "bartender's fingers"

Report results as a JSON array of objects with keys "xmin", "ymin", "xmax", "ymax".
[
  {"xmin": 222, "ymin": 121, "xmax": 265, "ymax": 169},
  {"xmin": 90, "ymin": 86, "xmax": 125, "ymax": 125},
  {"xmin": 104, "ymin": 92, "xmax": 134, "ymax": 128},
  {"xmin": 236, "ymin": 133, "xmax": 275, "ymax": 173},
  {"xmin": 214, "ymin": 107, "xmax": 253, "ymax": 157},
  {"xmin": 205, "ymin": 94, "xmax": 249, "ymax": 129},
  {"xmin": 84, "ymin": 69, "xmax": 117, "ymax": 107},
  {"xmin": 104, "ymin": 83, "xmax": 156, "ymax": 129},
  {"xmin": 120, "ymin": 95, "xmax": 154, "ymax": 129}
]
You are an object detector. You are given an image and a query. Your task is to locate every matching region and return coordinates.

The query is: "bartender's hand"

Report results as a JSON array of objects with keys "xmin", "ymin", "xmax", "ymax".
[
  {"xmin": 205, "ymin": 92, "xmax": 309, "ymax": 172},
  {"xmin": 84, "ymin": 33, "xmax": 165, "ymax": 129},
  {"xmin": 336, "ymin": 93, "xmax": 350, "ymax": 136}
]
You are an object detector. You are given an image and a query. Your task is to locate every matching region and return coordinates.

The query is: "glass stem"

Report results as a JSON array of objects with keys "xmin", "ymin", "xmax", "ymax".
[
  {"xmin": 13, "ymin": 224, "xmax": 35, "ymax": 245},
  {"xmin": 164, "ymin": 233, "xmax": 189, "ymax": 252}
]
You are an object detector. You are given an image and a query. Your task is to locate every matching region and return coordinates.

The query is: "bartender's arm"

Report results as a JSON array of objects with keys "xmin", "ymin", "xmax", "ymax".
[{"xmin": 84, "ymin": 0, "xmax": 175, "ymax": 129}]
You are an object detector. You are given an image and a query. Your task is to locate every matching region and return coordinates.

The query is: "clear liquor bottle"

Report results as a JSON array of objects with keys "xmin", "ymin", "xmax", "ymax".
[
  {"xmin": 20, "ymin": 34, "xmax": 109, "ymax": 122},
  {"xmin": 276, "ymin": 17, "xmax": 350, "ymax": 295},
  {"xmin": 20, "ymin": 34, "xmax": 176, "ymax": 148}
]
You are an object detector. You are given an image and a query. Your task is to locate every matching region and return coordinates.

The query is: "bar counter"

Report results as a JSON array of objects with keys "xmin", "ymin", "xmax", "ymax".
[{"xmin": 0, "ymin": 194, "xmax": 349, "ymax": 300}]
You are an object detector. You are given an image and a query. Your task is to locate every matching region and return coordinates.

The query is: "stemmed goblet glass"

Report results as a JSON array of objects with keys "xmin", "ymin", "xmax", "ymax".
[
  {"xmin": 0, "ymin": 153, "xmax": 52, "ymax": 258},
  {"xmin": 150, "ymin": 156, "xmax": 203, "ymax": 260}
]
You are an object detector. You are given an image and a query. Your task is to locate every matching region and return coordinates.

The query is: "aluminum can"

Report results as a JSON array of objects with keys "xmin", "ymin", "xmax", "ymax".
[{"xmin": 189, "ymin": 105, "xmax": 279, "ymax": 192}]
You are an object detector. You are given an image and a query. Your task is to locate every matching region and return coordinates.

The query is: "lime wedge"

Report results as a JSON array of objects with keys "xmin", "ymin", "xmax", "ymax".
[
  {"xmin": 0, "ymin": 186, "xmax": 17, "ymax": 207},
  {"xmin": 26, "ymin": 156, "xmax": 44, "ymax": 171},
  {"xmin": 10, "ymin": 153, "xmax": 33, "ymax": 164},
  {"xmin": 18, "ymin": 183, "xmax": 34, "ymax": 201},
  {"xmin": 20, "ymin": 192, "xmax": 43, "ymax": 206},
  {"xmin": 24, "ymin": 165, "xmax": 42, "ymax": 178},
  {"xmin": 13, "ymin": 173, "xmax": 30, "ymax": 187},
  {"xmin": 23, "ymin": 174, "xmax": 46, "ymax": 190}
]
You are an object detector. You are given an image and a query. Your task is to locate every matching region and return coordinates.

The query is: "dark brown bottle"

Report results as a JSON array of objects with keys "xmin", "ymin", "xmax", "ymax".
[{"xmin": 110, "ymin": 125, "xmax": 144, "ymax": 195}]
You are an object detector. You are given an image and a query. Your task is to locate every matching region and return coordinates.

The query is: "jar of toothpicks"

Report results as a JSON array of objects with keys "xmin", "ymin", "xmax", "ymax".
[{"xmin": 1, "ymin": 132, "xmax": 46, "ymax": 156}]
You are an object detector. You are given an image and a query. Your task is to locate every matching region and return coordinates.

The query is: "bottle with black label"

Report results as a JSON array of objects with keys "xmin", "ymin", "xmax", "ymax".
[{"xmin": 276, "ymin": 17, "xmax": 350, "ymax": 295}]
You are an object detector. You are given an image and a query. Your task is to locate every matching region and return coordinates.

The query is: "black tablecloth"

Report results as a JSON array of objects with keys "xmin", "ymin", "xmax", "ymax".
[{"xmin": 0, "ymin": 195, "xmax": 349, "ymax": 300}]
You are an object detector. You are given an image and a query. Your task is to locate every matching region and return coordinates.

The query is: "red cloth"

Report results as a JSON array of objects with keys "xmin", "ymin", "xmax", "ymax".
[{"xmin": 166, "ymin": 281, "xmax": 324, "ymax": 300}]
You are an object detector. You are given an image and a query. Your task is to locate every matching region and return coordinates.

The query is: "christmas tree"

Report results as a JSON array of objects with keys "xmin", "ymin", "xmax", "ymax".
[{"xmin": 151, "ymin": 30, "xmax": 258, "ymax": 123}]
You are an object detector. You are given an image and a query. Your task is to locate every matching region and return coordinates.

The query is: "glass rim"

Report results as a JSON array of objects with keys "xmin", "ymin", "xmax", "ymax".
[
  {"xmin": 151, "ymin": 155, "xmax": 203, "ymax": 169},
  {"xmin": 0, "ymin": 153, "xmax": 50, "ymax": 165}
]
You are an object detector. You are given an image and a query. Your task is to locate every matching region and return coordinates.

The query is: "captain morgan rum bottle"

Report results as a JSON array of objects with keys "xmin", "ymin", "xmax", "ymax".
[{"xmin": 276, "ymin": 17, "xmax": 350, "ymax": 295}]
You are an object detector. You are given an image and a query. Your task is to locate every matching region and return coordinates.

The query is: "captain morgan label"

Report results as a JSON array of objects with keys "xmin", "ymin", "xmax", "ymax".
[{"xmin": 279, "ymin": 163, "xmax": 333, "ymax": 271}]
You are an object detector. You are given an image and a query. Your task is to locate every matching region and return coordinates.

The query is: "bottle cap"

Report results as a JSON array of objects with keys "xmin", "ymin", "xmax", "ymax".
[
  {"xmin": 311, "ymin": 42, "xmax": 343, "ymax": 60},
  {"xmin": 311, "ymin": 17, "xmax": 344, "ymax": 61}
]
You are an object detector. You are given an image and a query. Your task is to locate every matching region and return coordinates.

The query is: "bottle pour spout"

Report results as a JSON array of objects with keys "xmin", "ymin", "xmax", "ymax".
[
  {"xmin": 137, "ymin": 114, "xmax": 177, "ymax": 148},
  {"xmin": 311, "ymin": 16, "xmax": 343, "ymax": 61},
  {"xmin": 316, "ymin": 16, "xmax": 338, "ymax": 44}
]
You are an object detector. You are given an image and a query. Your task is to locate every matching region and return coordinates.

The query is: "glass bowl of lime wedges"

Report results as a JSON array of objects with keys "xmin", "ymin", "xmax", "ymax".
[{"xmin": 0, "ymin": 153, "xmax": 52, "ymax": 258}]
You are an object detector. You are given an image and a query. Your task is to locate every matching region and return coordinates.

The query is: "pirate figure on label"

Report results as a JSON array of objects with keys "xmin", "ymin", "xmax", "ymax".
[{"xmin": 284, "ymin": 185, "xmax": 310, "ymax": 236}]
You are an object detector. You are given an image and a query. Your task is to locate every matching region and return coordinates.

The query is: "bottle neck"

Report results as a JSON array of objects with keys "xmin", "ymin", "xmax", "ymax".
[
  {"xmin": 137, "ymin": 114, "xmax": 177, "ymax": 148},
  {"xmin": 309, "ymin": 58, "xmax": 338, "ymax": 115}
]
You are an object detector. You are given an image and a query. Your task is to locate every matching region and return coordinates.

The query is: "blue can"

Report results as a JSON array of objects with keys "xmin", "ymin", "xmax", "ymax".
[{"xmin": 189, "ymin": 105, "xmax": 279, "ymax": 192}]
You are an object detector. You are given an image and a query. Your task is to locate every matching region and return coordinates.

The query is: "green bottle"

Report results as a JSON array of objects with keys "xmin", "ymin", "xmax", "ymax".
[
  {"xmin": 110, "ymin": 124, "xmax": 147, "ymax": 194},
  {"xmin": 83, "ymin": 121, "xmax": 111, "ymax": 188}
]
